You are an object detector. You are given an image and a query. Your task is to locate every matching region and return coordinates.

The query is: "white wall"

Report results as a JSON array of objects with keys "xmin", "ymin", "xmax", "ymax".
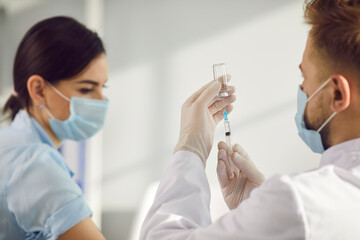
[
  {"xmin": 0, "ymin": 0, "xmax": 86, "ymax": 94},
  {"xmin": 101, "ymin": 0, "xmax": 321, "ymax": 238},
  {"xmin": 0, "ymin": 8, "xmax": 4, "ymax": 95}
]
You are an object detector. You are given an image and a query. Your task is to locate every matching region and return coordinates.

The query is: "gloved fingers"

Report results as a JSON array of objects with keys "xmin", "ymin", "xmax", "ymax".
[
  {"xmin": 185, "ymin": 74, "xmax": 232, "ymax": 105},
  {"xmin": 216, "ymin": 74, "xmax": 232, "ymax": 85},
  {"xmin": 208, "ymin": 85, "xmax": 236, "ymax": 107},
  {"xmin": 195, "ymin": 81, "xmax": 222, "ymax": 107},
  {"xmin": 213, "ymin": 105, "xmax": 233, "ymax": 125},
  {"xmin": 231, "ymin": 152, "xmax": 265, "ymax": 183},
  {"xmin": 186, "ymin": 80, "xmax": 216, "ymax": 105},
  {"xmin": 219, "ymin": 141, "xmax": 239, "ymax": 175},
  {"xmin": 233, "ymin": 143, "xmax": 251, "ymax": 161},
  {"xmin": 218, "ymin": 141, "xmax": 228, "ymax": 153},
  {"xmin": 217, "ymin": 160, "xmax": 228, "ymax": 188},
  {"xmin": 209, "ymin": 94, "xmax": 236, "ymax": 115},
  {"xmin": 217, "ymin": 149, "xmax": 234, "ymax": 185}
]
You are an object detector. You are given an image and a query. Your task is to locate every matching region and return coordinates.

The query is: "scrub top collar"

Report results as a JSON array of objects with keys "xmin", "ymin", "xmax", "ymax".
[
  {"xmin": 320, "ymin": 138, "xmax": 360, "ymax": 170},
  {"xmin": 12, "ymin": 110, "xmax": 55, "ymax": 148},
  {"xmin": 11, "ymin": 110, "xmax": 74, "ymax": 177}
]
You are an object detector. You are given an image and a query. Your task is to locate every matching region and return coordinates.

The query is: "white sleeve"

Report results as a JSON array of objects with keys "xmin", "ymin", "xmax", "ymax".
[{"xmin": 140, "ymin": 150, "xmax": 308, "ymax": 240}]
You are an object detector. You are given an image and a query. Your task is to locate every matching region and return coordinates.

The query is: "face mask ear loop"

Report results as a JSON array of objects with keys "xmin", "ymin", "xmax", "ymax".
[
  {"xmin": 308, "ymin": 78, "xmax": 332, "ymax": 102},
  {"xmin": 41, "ymin": 105, "xmax": 55, "ymax": 119},
  {"xmin": 47, "ymin": 82, "xmax": 71, "ymax": 102},
  {"xmin": 317, "ymin": 112, "xmax": 337, "ymax": 133}
]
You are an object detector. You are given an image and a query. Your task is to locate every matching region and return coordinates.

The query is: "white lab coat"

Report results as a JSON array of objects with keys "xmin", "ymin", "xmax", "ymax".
[{"xmin": 140, "ymin": 138, "xmax": 360, "ymax": 240}]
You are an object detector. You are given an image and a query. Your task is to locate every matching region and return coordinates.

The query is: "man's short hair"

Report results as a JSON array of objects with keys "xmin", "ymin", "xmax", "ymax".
[{"xmin": 304, "ymin": 0, "xmax": 360, "ymax": 79}]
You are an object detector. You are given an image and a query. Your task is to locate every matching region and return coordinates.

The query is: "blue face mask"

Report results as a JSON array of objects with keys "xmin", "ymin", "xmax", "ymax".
[
  {"xmin": 43, "ymin": 83, "xmax": 109, "ymax": 141},
  {"xmin": 295, "ymin": 78, "xmax": 337, "ymax": 153}
]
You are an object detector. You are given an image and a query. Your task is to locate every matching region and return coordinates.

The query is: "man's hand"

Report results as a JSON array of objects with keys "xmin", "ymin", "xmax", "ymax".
[
  {"xmin": 217, "ymin": 141, "xmax": 265, "ymax": 209},
  {"xmin": 174, "ymin": 77, "xmax": 236, "ymax": 166}
]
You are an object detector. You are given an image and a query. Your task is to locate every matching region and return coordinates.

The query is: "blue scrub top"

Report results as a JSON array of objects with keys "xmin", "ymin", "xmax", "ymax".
[{"xmin": 0, "ymin": 110, "xmax": 92, "ymax": 240}]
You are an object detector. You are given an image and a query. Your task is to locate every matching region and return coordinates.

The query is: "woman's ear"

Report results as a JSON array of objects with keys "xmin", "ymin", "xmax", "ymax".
[
  {"xmin": 27, "ymin": 75, "xmax": 47, "ymax": 108},
  {"xmin": 330, "ymin": 74, "xmax": 350, "ymax": 113}
]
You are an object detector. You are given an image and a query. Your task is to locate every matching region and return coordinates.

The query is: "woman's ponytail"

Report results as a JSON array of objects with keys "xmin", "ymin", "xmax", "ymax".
[{"xmin": 3, "ymin": 94, "xmax": 23, "ymax": 120}]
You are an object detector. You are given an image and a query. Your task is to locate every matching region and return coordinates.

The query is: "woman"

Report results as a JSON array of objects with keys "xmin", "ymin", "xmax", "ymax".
[{"xmin": 0, "ymin": 16, "xmax": 107, "ymax": 239}]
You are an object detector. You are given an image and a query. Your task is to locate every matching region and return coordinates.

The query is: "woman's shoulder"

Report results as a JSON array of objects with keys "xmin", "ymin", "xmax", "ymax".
[
  {"xmin": 4, "ymin": 142, "xmax": 82, "ymax": 210},
  {"xmin": 0, "ymin": 139, "xmax": 72, "ymax": 195},
  {"xmin": 3, "ymin": 143, "xmax": 91, "ymax": 239},
  {"xmin": 4, "ymin": 142, "xmax": 70, "ymax": 180},
  {"xmin": 0, "ymin": 123, "xmax": 40, "ymax": 148}
]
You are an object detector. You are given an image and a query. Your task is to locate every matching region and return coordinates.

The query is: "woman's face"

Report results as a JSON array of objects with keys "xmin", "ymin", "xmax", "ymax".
[{"xmin": 44, "ymin": 53, "xmax": 108, "ymax": 121}]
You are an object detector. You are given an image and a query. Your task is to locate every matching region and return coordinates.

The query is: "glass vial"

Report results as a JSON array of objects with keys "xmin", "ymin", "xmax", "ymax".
[{"xmin": 213, "ymin": 63, "xmax": 229, "ymax": 98}]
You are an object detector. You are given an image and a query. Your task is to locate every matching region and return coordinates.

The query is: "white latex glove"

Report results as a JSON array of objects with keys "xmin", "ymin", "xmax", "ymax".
[
  {"xmin": 217, "ymin": 141, "xmax": 265, "ymax": 210},
  {"xmin": 174, "ymin": 77, "xmax": 236, "ymax": 166}
]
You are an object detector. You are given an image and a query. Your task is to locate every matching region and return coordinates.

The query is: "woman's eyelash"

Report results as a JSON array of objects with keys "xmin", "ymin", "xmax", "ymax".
[{"xmin": 80, "ymin": 88, "xmax": 92, "ymax": 94}]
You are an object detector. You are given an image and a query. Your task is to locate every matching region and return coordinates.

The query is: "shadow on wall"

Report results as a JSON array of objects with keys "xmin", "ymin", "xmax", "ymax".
[
  {"xmin": 104, "ymin": 0, "xmax": 300, "ymax": 71},
  {"xmin": 101, "ymin": 0, "xmax": 303, "ymax": 193},
  {"xmin": 102, "ymin": 0, "xmax": 302, "ymax": 190},
  {"xmin": 101, "ymin": 1, "xmax": 302, "ymax": 240}
]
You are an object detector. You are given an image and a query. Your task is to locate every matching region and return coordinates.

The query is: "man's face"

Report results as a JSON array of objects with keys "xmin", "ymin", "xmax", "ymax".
[{"xmin": 299, "ymin": 35, "xmax": 332, "ymax": 149}]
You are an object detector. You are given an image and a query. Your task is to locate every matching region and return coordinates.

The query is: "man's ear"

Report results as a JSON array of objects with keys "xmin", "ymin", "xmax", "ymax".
[
  {"xmin": 330, "ymin": 74, "xmax": 350, "ymax": 113},
  {"xmin": 27, "ymin": 75, "xmax": 47, "ymax": 108}
]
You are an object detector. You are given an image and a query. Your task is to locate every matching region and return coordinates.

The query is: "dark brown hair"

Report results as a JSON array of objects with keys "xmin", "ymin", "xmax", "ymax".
[
  {"xmin": 3, "ymin": 16, "xmax": 105, "ymax": 120},
  {"xmin": 304, "ymin": 0, "xmax": 360, "ymax": 77}
]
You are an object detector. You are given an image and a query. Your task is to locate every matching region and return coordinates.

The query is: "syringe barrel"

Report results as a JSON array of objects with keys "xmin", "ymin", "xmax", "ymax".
[
  {"xmin": 224, "ymin": 120, "xmax": 231, "ymax": 136},
  {"xmin": 226, "ymin": 136, "xmax": 233, "ymax": 154},
  {"xmin": 224, "ymin": 120, "xmax": 232, "ymax": 154}
]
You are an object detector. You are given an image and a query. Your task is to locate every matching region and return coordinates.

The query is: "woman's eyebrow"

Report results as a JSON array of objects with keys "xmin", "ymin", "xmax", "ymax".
[{"xmin": 76, "ymin": 80, "xmax": 100, "ymax": 86}]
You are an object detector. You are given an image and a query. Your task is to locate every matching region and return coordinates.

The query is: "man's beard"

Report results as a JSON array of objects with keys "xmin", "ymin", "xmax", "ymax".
[{"xmin": 304, "ymin": 107, "xmax": 332, "ymax": 150}]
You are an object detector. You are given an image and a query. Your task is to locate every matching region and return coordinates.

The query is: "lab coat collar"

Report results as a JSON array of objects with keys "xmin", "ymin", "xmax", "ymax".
[{"xmin": 320, "ymin": 138, "xmax": 360, "ymax": 170}]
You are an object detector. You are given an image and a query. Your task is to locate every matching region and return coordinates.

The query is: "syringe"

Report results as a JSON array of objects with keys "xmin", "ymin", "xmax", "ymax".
[{"xmin": 224, "ymin": 110, "xmax": 235, "ymax": 173}]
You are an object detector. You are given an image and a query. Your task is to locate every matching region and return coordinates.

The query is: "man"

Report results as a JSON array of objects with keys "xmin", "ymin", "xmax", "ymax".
[{"xmin": 140, "ymin": 0, "xmax": 360, "ymax": 239}]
